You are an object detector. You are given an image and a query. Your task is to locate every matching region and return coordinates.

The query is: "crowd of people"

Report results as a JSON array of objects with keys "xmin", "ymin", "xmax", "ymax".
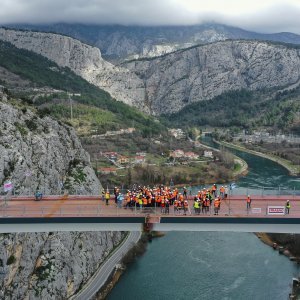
[{"xmin": 102, "ymin": 184, "xmax": 230, "ymax": 215}]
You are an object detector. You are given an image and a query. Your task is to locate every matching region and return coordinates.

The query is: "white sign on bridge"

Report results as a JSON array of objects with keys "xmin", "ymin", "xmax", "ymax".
[
  {"xmin": 251, "ymin": 208, "xmax": 262, "ymax": 214},
  {"xmin": 267, "ymin": 206, "xmax": 285, "ymax": 215}
]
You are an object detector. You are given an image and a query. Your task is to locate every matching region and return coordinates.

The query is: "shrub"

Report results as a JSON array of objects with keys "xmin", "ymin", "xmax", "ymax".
[{"xmin": 7, "ymin": 255, "xmax": 16, "ymax": 265}]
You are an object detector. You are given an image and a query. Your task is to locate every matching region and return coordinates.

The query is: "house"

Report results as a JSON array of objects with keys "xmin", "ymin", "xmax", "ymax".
[
  {"xmin": 170, "ymin": 149, "xmax": 185, "ymax": 158},
  {"xmin": 103, "ymin": 152, "xmax": 118, "ymax": 160},
  {"xmin": 98, "ymin": 167, "xmax": 117, "ymax": 175},
  {"xmin": 203, "ymin": 151, "xmax": 214, "ymax": 158},
  {"xmin": 185, "ymin": 152, "xmax": 199, "ymax": 160},
  {"xmin": 134, "ymin": 156, "xmax": 146, "ymax": 164},
  {"xmin": 117, "ymin": 155, "xmax": 130, "ymax": 164},
  {"xmin": 168, "ymin": 128, "xmax": 185, "ymax": 139}
]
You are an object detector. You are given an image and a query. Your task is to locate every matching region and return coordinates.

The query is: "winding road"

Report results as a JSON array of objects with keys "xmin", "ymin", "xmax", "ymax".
[{"xmin": 71, "ymin": 231, "xmax": 141, "ymax": 300}]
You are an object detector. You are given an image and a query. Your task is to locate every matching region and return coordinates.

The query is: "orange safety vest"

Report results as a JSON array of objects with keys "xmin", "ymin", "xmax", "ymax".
[{"xmin": 247, "ymin": 197, "xmax": 251, "ymax": 203}]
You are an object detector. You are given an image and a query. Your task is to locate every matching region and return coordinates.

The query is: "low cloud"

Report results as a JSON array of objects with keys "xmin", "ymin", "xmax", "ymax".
[{"xmin": 1, "ymin": 0, "xmax": 300, "ymax": 34}]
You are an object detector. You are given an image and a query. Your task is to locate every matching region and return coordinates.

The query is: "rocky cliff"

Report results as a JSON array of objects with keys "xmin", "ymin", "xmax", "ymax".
[
  {"xmin": 0, "ymin": 87, "xmax": 101, "ymax": 195},
  {"xmin": 0, "ymin": 231, "xmax": 125, "ymax": 299},
  {"xmin": 2, "ymin": 28, "xmax": 300, "ymax": 115},
  {"xmin": 0, "ymin": 89, "xmax": 127, "ymax": 299},
  {"xmin": 0, "ymin": 28, "xmax": 147, "ymax": 112},
  {"xmin": 124, "ymin": 40, "xmax": 300, "ymax": 114}
]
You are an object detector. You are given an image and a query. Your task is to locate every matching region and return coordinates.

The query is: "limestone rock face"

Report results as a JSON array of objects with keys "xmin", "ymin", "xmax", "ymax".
[
  {"xmin": 0, "ymin": 28, "xmax": 147, "ymax": 112},
  {"xmin": 0, "ymin": 92, "xmax": 101, "ymax": 195},
  {"xmin": 124, "ymin": 40, "xmax": 300, "ymax": 114},
  {"xmin": 2, "ymin": 29, "xmax": 300, "ymax": 115},
  {"xmin": 0, "ymin": 231, "xmax": 125, "ymax": 299}
]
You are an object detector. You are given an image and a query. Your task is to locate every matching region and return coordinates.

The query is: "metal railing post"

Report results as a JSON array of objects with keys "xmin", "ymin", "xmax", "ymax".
[
  {"xmin": 228, "ymin": 192, "xmax": 231, "ymax": 216},
  {"xmin": 294, "ymin": 186, "xmax": 295, "ymax": 200}
]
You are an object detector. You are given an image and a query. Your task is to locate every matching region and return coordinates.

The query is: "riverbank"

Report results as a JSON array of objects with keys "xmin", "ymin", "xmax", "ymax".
[
  {"xmin": 215, "ymin": 140, "xmax": 299, "ymax": 176},
  {"xmin": 71, "ymin": 231, "xmax": 141, "ymax": 300},
  {"xmin": 95, "ymin": 231, "xmax": 165, "ymax": 299},
  {"xmin": 256, "ymin": 232, "xmax": 300, "ymax": 299},
  {"xmin": 233, "ymin": 156, "xmax": 248, "ymax": 177},
  {"xmin": 198, "ymin": 140, "xmax": 248, "ymax": 178},
  {"xmin": 95, "ymin": 233, "xmax": 148, "ymax": 299}
]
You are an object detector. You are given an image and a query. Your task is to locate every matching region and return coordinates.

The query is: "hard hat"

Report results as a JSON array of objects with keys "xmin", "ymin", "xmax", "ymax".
[{"xmin": 287, "ymin": 200, "xmax": 290, "ymax": 202}]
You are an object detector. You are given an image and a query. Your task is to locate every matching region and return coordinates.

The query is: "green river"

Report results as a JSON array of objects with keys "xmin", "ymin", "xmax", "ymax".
[{"xmin": 108, "ymin": 141, "xmax": 300, "ymax": 300}]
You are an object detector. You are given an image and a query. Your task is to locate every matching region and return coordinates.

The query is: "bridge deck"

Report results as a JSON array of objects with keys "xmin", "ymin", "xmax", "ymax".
[{"xmin": 1, "ymin": 195, "xmax": 300, "ymax": 219}]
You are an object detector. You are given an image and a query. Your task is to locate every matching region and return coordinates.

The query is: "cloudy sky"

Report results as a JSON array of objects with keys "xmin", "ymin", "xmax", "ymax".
[{"xmin": 1, "ymin": 0, "xmax": 300, "ymax": 34}]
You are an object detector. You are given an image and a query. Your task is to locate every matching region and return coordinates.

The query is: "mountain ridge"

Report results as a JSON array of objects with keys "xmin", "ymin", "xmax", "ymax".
[
  {"xmin": 9, "ymin": 23, "xmax": 300, "ymax": 61},
  {"xmin": 1, "ymin": 27, "xmax": 300, "ymax": 116}
]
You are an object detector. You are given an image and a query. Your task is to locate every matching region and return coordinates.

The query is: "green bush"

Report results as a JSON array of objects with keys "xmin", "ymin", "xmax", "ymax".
[{"xmin": 7, "ymin": 255, "xmax": 16, "ymax": 265}]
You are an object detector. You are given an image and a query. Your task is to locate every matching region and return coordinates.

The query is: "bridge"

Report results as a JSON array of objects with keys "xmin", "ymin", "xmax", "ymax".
[{"xmin": 1, "ymin": 194, "xmax": 300, "ymax": 233}]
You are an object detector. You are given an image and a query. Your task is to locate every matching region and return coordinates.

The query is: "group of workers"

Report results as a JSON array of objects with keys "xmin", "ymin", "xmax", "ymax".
[
  {"xmin": 102, "ymin": 184, "xmax": 292, "ymax": 216},
  {"xmin": 102, "ymin": 184, "xmax": 230, "ymax": 215}
]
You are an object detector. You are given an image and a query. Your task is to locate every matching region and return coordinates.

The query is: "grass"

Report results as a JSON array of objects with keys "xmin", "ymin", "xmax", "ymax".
[{"xmin": 43, "ymin": 103, "xmax": 119, "ymax": 135}]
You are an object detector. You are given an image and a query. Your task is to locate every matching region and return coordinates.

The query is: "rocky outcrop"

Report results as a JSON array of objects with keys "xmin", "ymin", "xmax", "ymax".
[
  {"xmin": 0, "ymin": 89, "xmax": 101, "ymax": 195},
  {"xmin": 124, "ymin": 40, "xmax": 300, "ymax": 114},
  {"xmin": 0, "ymin": 231, "xmax": 125, "ymax": 299},
  {"xmin": 0, "ymin": 28, "xmax": 147, "ymax": 112},
  {"xmin": 0, "ymin": 91, "xmax": 128, "ymax": 300}
]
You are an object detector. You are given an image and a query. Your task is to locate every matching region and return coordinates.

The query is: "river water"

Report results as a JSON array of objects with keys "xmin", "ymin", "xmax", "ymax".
[{"xmin": 108, "ymin": 141, "xmax": 300, "ymax": 300}]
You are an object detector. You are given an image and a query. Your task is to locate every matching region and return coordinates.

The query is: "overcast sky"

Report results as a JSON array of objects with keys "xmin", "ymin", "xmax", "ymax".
[{"xmin": 1, "ymin": 0, "xmax": 300, "ymax": 34}]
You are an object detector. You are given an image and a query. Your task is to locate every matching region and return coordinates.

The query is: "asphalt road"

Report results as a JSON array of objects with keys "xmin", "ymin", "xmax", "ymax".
[{"xmin": 71, "ymin": 231, "xmax": 141, "ymax": 300}]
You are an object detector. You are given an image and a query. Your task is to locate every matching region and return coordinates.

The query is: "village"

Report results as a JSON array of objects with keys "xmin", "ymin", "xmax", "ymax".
[{"xmin": 97, "ymin": 149, "xmax": 215, "ymax": 175}]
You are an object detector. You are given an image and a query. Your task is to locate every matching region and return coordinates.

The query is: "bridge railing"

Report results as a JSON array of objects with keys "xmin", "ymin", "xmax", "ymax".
[{"xmin": 230, "ymin": 186, "xmax": 300, "ymax": 197}]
